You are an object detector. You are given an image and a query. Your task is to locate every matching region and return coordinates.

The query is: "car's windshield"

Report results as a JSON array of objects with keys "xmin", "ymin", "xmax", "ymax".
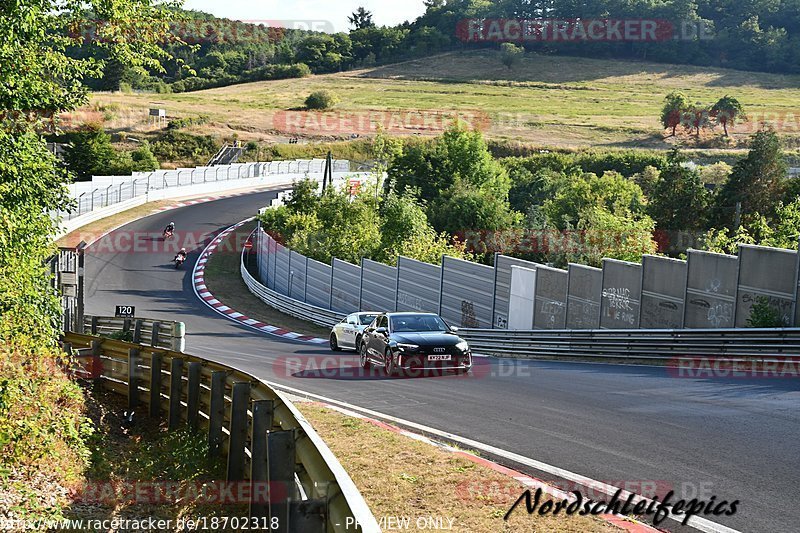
[
  {"xmin": 359, "ymin": 314, "xmax": 378, "ymax": 325},
  {"xmin": 390, "ymin": 315, "xmax": 448, "ymax": 333}
]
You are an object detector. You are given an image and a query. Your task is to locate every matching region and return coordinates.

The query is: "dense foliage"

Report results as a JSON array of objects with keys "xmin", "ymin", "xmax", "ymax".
[
  {"xmin": 1, "ymin": 0, "xmax": 180, "ymax": 520},
  {"xmin": 67, "ymin": 1, "xmax": 800, "ymax": 94}
]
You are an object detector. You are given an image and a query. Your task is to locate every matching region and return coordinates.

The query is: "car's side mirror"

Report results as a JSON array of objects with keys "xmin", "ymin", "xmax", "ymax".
[
  {"xmin": 376, "ymin": 327, "xmax": 388, "ymax": 335},
  {"xmin": 450, "ymin": 326, "xmax": 459, "ymax": 332}
]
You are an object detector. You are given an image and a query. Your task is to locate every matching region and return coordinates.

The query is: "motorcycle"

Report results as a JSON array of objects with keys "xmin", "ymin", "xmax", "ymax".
[
  {"xmin": 174, "ymin": 255, "xmax": 186, "ymax": 269},
  {"xmin": 163, "ymin": 229, "xmax": 174, "ymax": 240}
]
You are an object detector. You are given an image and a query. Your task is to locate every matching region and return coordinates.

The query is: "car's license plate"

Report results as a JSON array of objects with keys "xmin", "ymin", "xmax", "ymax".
[{"xmin": 428, "ymin": 354, "xmax": 451, "ymax": 361}]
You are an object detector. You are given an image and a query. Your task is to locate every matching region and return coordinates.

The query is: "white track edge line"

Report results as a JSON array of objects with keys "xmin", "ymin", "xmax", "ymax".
[{"xmin": 264, "ymin": 380, "xmax": 742, "ymax": 533}]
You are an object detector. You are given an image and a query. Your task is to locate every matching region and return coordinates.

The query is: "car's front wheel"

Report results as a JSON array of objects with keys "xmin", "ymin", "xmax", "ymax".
[
  {"xmin": 330, "ymin": 333, "xmax": 341, "ymax": 352},
  {"xmin": 384, "ymin": 349, "xmax": 397, "ymax": 377},
  {"xmin": 359, "ymin": 343, "xmax": 370, "ymax": 369}
]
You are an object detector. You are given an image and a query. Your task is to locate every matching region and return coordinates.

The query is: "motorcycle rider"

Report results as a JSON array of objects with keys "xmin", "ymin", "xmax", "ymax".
[
  {"xmin": 174, "ymin": 247, "xmax": 187, "ymax": 263},
  {"xmin": 164, "ymin": 221, "xmax": 175, "ymax": 237}
]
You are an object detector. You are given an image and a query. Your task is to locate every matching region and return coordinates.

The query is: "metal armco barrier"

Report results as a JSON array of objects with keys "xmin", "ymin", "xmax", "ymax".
[
  {"xmin": 242, "ymin": 243, "xmax": 345, "ymax": 329},
  {"xmin": 457, "ymin": 327, "xmax": 800, "ymax": 361},
  {"xmin": 83, "ymin": 315, "xmax": 186, "ymax": 352},
  {"xmin": 61, "ymin": 332, "xmax": 380, "ymax": 533}
]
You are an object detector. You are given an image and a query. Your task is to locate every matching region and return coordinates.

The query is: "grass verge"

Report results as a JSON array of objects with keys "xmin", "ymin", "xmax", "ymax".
[
  {"xmin": 63, "ymin": 387, "xmax": 245, "ymax": 530},
  {"xmin": 203, "ymin": 222, "xmax": 331, "ymax": 339},
  {"xmin": 298, "ymin": 403, "xmax": 622, "ymax": 533},
  {"xmin": 55, "ymin": 200, "xmax": 176, "ymax": 248}
]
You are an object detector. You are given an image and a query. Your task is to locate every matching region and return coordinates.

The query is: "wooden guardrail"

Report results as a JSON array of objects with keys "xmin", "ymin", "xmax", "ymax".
[
  {"xmin": 83, "ymin": 315, "xmax": 186, "ymax": 352},
  {"xmin": 62, "ymin": 332, "xmax": 379, "ymax": 533}
]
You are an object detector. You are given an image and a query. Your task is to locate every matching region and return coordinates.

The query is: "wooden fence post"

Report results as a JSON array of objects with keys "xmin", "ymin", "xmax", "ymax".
[
  {"xmin": 207, "ymin": 371, "xmax": 227, "ymax": 457},
  {"xmin": 226, "ymin": 382, "xmax": 251, "ymax": 482},
  {"xmin": 168, "ymin": 358, "xmax": 184, "ymax": 431}
]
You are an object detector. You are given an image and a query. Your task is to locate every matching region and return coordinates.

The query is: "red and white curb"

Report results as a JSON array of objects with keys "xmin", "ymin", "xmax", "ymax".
[
  {"xmin": 316, "ymin": 401, "xmax": 660, "ymax": 533},
  {"xmin": 192, "ymin": 221, "xmax": 329, "ymax": 345}
]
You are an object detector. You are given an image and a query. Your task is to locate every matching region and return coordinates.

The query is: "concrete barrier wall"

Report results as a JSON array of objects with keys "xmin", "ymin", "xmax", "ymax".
[
  {"xmin": 360, "ymin": 259, "xmax": 397, "ymax": 312},
  {"xmin": 440, "ymin": 256, "xmax": 495, "ymax": 328},
  {"xmin": 331, "ymin": 259, "xmax": 362, "ymax": 314},
  {"xmin": 306, "ymin": 258, "xmax": 332, "ymax": 309},
  {"xmin": 251, "ymin": 228, "xmax": 799, "ymax": 332},
  {"xmin": 796, "ymin": 239, "xmax": 800, "ymax": 327},
  {"xmin": 684, "ymin": 250, "xmax": 738, "ymax": 329},
  {"xmin": 533, "ymin": 265, "xmax": 568, "ymax": 330},
  {"xmin": 493, "ymin": 255, "xmax": 540, "ymax": 330},
  {"xmin": 289, "ymin": 251, "xmax": 307, "ymax": 302},
  {"xmin": 640, "ymin": 255, "xmax": 688, "ymax": 329},
  {"xmin": 274, "ymin": 243, "xmax": 290, "ymax": 296},
  {"xmin": 396, "ymin": 257, "xmax": 441, "ymax": 314},
  {"xmin": 600, "ymin": 259, "xmax": 642, "ymax": 329},
  {"xmin": 566, "ymin": 264, "xmax": 602, "ymax": 330},
  {"xmin": 735, "ymin": 245, "xmax": 797, "ymax": 327}
]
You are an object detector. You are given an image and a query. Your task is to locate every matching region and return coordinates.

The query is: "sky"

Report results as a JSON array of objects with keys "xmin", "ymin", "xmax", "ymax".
[{"xmin": 183, "ymin": 0, "xmax": 428, "ymax": 33}]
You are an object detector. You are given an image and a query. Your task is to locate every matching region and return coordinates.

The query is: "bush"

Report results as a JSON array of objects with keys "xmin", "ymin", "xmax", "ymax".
[
  {"xmin": 747, "ymin": 297, "xmax": 789, "ymax": 328},
  {"xmin": 305, "ymin": 90, "xmax": 340, "ymax": 110}
]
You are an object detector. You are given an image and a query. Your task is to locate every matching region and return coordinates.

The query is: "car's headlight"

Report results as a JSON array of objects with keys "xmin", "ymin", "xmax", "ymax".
[
  {"xmin": 397, "ymin": 343, "xmax": 420, "ymax": 352},
  {"xmin": 456, "ymin": 341, "xmax": 470, "ymax": 352}
]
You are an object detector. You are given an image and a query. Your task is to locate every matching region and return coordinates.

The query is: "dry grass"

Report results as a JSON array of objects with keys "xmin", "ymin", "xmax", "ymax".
[
  {"xmin": 203, "ymin": 222, "xmax": 331, "ymax": 338},
  {"xmin": 86, "ymin": 50, "xmax": 800, "ymax": 150},
  {"xmin": 56, "ymin": 201, "xmax": 175, "ymax": 248},
  {"xmin": 299, "ymin": 403, "xmax": 623, "ymax": 533}
]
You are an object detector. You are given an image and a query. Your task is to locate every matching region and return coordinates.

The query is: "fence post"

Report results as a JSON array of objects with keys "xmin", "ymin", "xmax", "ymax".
[
  {"xmin": 186, "ymin": 362, "xmax": 202, "ymax": 431},
  {"xmin": 132, "ymin": 319, "xmax": 143, "ymax": 344},
  {"xmin": 226, "ymin": 382, "xmax": 251, "ymax": 481},
  {"xmin": 150, "ymin": 321, "xmax": 161, "ymax": 348},
  {"xmin": 208, "ymin": 371, "xmax": 227, "ymax": 457},
  {"xmin": 249, "ymin": 400, "xmax": 274, "ymax": 518},
  {"xmin": 90, "ymin": 339, "xmax": 103, "ymax": 381},
  {"xmin": 149, "ymin": 352, "xmax": 162, "ymax": 418},
  {"xmin": 128, "ymin": 348, "xmax": 140, "ymax": 412},
  {"xmin": 91, "ymin": 316, "xmax": 99, "ymax": 335},
  {"xmin": 268, "ymin": 430, "xmax": 296, "ymax": 533},
  {"xmin": 168, "ymin": 358, "xmax": 184, "ymax": 431},
  {"xmin": 289, "ymin": 500, "xmax": 327, "ymax": 533}
]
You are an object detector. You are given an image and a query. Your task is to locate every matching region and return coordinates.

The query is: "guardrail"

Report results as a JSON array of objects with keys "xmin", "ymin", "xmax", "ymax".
[
  {"xmin": 457, "ymin": 327, "xmax": 800, "ymax": 362},
  {"xmin": 61, "ymin": 332, "xmax": 379, "ymax": 533},
  {"xmin": 242, "ymin": 233, "xmax": 345, "ymax": 329},
  {"xmin": 84, "ymin": 315, "xmax": 186, "ymax": 352}
]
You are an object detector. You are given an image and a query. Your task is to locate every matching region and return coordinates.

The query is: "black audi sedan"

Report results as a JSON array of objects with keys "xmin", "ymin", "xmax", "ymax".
[{"xmin": 359, "ymin": 312, "xmax": 472, "ymax": 376}]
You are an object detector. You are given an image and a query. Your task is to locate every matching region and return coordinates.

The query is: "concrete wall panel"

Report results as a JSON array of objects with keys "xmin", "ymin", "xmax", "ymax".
[
  {"xmin": 684, "ymin": 250, "xmax": 738, "ymax": 329},
  {"xmin": 640, "ymin": 255, "xmax": 688, "ymax": 329},
  {"xmin": 566, "ymin": 264, "xmax": 602, "ymax": 330},
  {"xmin": 331, "ymin": 259, "xmax": 361, "ymax": 314},
  {"xmin": 305, "ymin": 258, "xmax": 332, "ymax": 309},
  {"xmin": 600, "ymin": 259, "xmax": 642, "ymax": 329},
  {"xmin": 735, "ymin": 245, "xmax": 797, "ymax": 327},
  {"xmin": 440, "ymin": 256, "xmax": 495, "ymax": 328},
  {"xmin": 361, "ymin": 259, "xmax": 397, "ymax": 312},
  {"xmin": 533, "ymin": 265, "xmax": 568, "ymax": 330},
  {"xmin": 493, "ymin": 255, "xmax": 540, "ymax": 329},
  {"xmin": 396, "ymin": 257, "xmax": 441, "ymax": 314}
]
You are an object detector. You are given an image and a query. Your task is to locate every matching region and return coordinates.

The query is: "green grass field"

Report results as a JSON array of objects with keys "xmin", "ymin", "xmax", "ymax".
[{"xmin": 87, "ymin": 50, "xmax": 800, "ymax": 151}]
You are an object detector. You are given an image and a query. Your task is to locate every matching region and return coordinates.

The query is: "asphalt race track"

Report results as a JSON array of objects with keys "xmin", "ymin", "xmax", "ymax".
[{"xmin": 85, "ymin": 190, "xmax": 800, "ymax": 532}]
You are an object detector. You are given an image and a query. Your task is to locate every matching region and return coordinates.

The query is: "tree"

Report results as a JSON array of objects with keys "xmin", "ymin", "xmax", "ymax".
[
  {"xmin": 711, "ymin": 129, "xmax": 788, "ymax": 227},
  {"xmin": 684, "ymin": 103, "xmax": 712, "ymax": 137},
  {"xmin": 710, "ymin": 95, "xmax": 747, "ymax": 136},
  {"xmin": 500, "ymin": 43, "xmax": 524, "ymax": 70},
  {"xmin": 660, "ymin": 92, "xmax": 690, "ymax": 136},
  {"xmin": 348, "ymin": 7, "xmax": 375, "ymax": 30},
  {"xmin": 63, "ymin": 124, "xmax": 117, "ymax": 180},
  {"xmin": 648, "ymin": 149, "xmax": 709, "ymax": 231}
]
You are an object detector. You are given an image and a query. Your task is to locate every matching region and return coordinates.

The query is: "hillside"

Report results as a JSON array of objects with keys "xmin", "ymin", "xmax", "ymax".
[{"xmin": 84, "ymin": 50, "xmax": 800, "ymax": 150}]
